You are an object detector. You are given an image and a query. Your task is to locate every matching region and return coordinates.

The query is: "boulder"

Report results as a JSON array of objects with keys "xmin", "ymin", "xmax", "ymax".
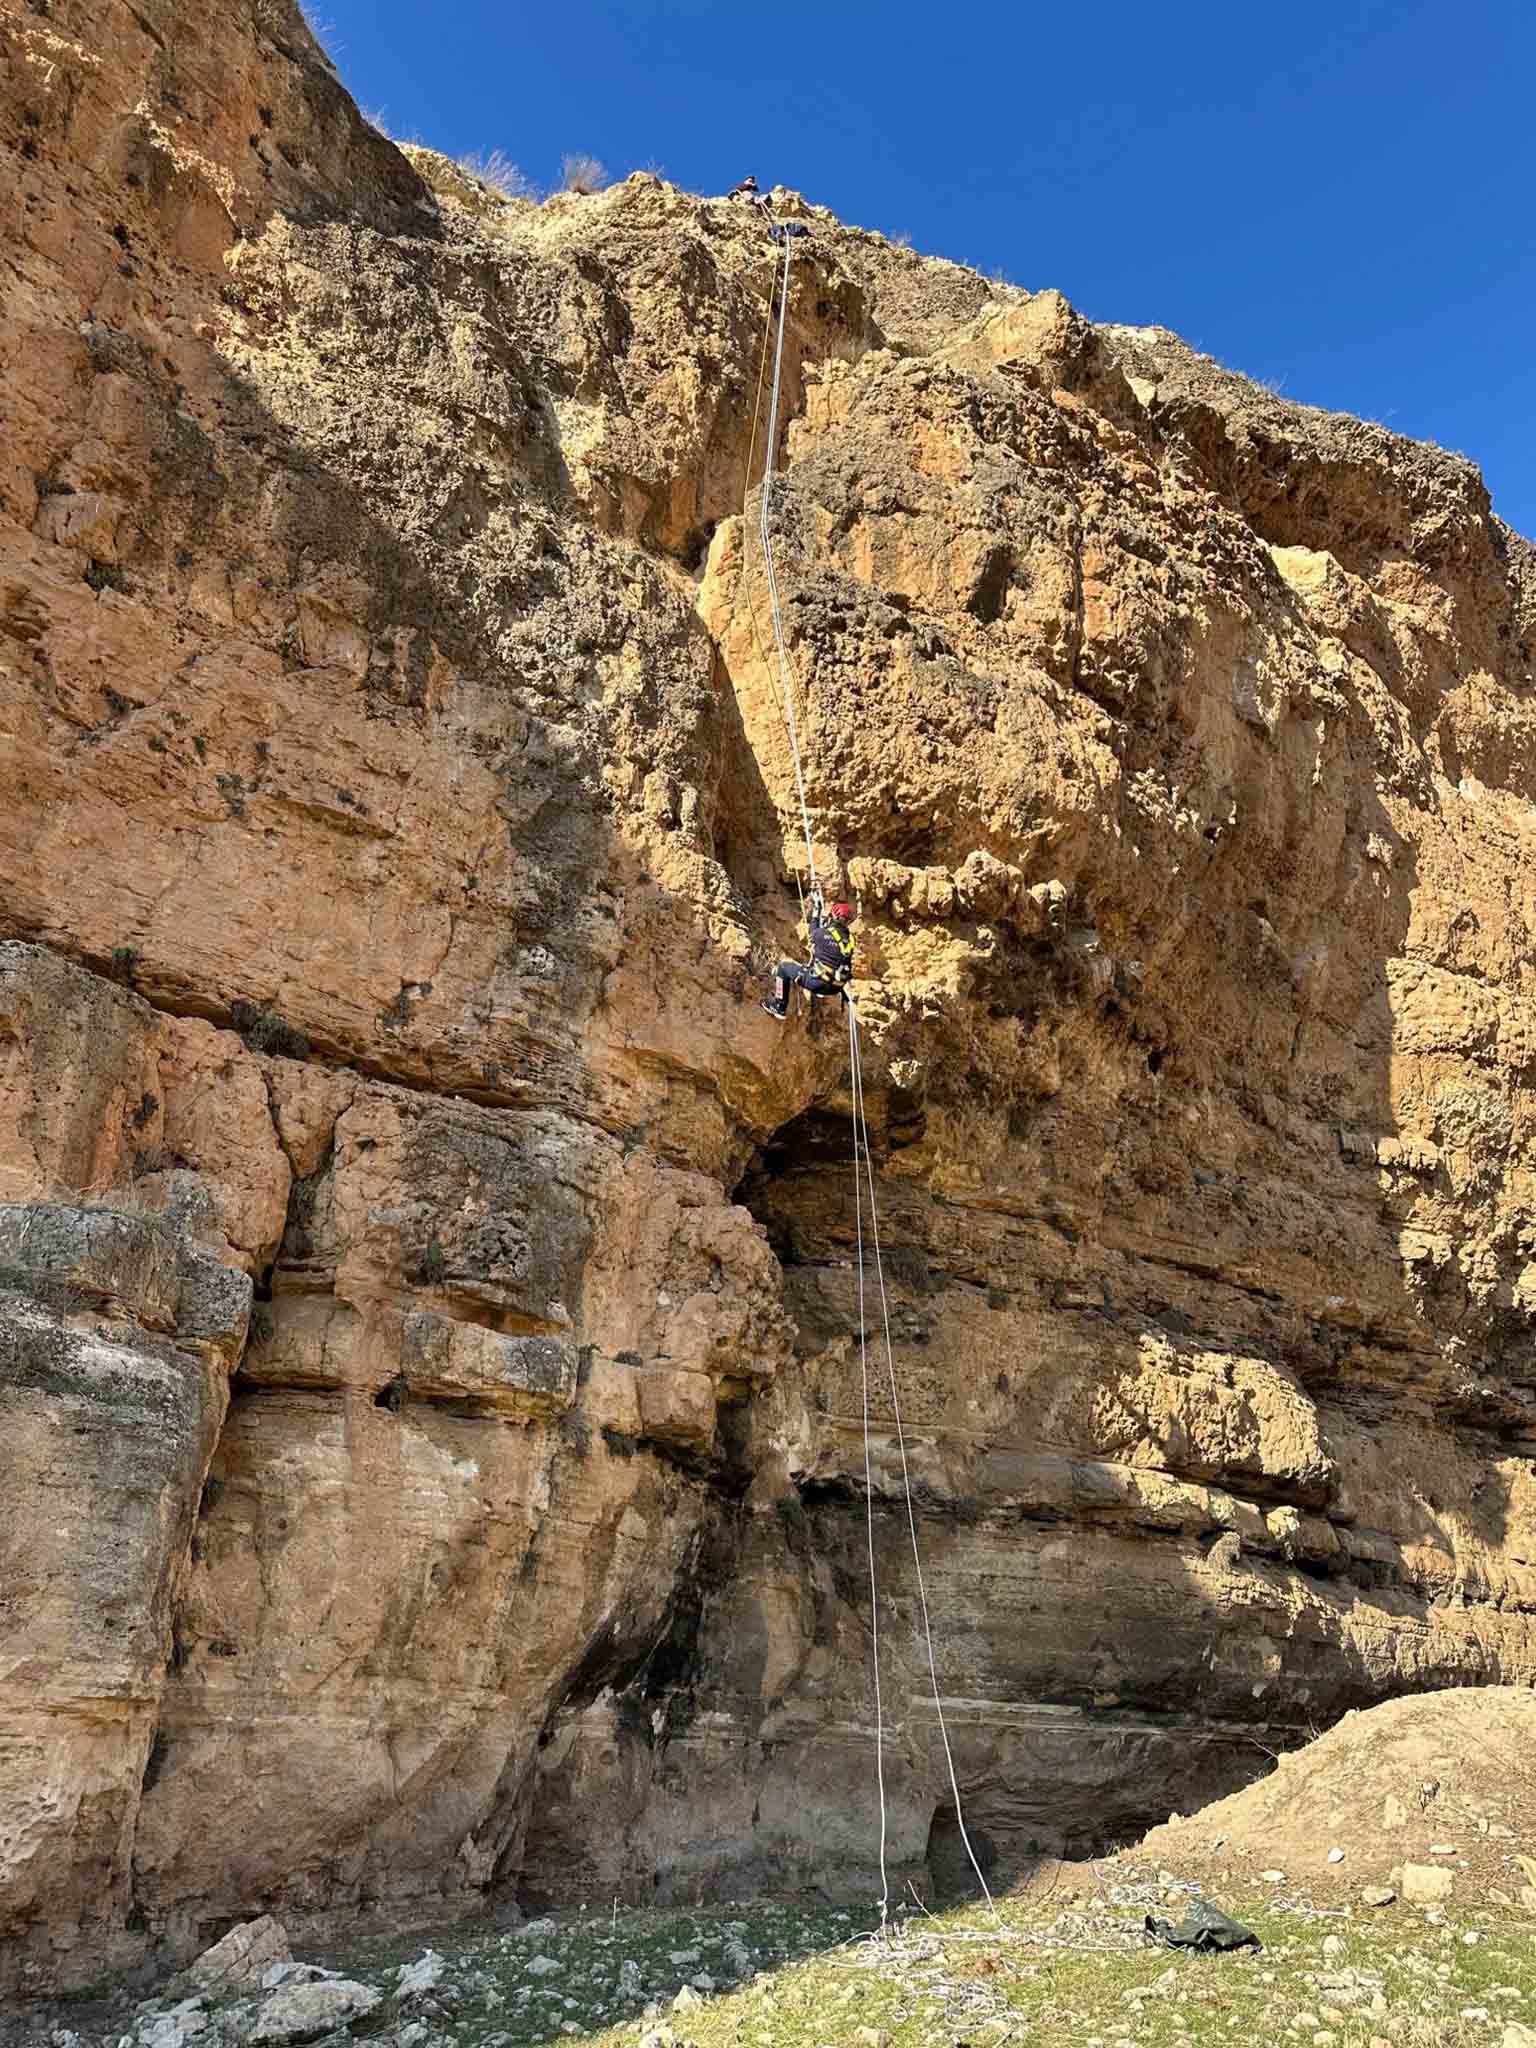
[
  {"xmin": 176, "ymin": 1917, "xmax": 291, "ymax": 1999},
  {"xmin": 239, "ymin": 1980, "xmax": 381, "ymax": 2043}
]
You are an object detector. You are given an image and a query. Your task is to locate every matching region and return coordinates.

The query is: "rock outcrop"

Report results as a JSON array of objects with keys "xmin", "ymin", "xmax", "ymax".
[{"xmin": 3, "ymin": 0, "xmax": 1536, "ymax": 1994}]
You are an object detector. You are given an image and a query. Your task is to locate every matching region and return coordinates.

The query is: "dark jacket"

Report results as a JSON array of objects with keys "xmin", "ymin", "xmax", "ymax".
[{"xmin": 807, "ymin": 916, "xmax": 854, "ymax": 984}]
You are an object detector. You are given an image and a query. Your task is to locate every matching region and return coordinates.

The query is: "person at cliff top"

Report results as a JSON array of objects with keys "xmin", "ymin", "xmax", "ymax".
[
  {"xmin": 727, "ymin": 176, "xmax": 760, "ymax": 199},
  {"xmin": 762, "ymin": 899, "xmax": 855, "ymax": 1018}
]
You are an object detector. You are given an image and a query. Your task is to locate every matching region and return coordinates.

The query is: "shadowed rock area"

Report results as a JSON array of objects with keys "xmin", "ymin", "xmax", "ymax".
[{"xmin": 3, "ymin": 0, "xmax": 1536, "ymax": 1998}]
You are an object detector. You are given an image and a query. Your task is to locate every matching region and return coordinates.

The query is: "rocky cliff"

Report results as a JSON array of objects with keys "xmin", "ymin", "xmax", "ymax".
[{"xmin": 5, "ymin": 0, "xmax": 1536, "ymax": 1995}]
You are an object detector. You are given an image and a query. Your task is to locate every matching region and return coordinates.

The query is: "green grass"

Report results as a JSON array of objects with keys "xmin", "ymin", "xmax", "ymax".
[{"xmin": 304, "ymin": 1881, "xmax": 1536, "ymax": 2048}]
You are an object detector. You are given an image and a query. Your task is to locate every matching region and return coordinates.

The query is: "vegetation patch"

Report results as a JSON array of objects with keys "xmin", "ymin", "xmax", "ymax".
[{"xmin": 229, "ymin": 1000, "xmax": 310, "ymax": 1059}]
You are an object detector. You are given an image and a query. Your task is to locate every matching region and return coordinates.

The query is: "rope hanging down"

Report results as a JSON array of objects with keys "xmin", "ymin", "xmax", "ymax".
[
  {"xmin": 848, "ymin": 1001, "xmax": 996, "ymax": 1917},
  {"xmin": 850, "ymin": 989, "xmax": 891, "ymax": 1927},
  {"xmin": 755, "ymin": 227, "xmax": 820, "ymax": 901},
  {"xmin": 747, "ymin": 211, "xmax": 993, "ymax": 1920}
]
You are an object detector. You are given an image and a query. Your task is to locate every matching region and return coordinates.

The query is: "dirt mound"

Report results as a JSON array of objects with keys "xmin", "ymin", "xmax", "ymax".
[{"xmin": 1123, "ymin": 1687, "xmax": 1536, "ymax": 1903}]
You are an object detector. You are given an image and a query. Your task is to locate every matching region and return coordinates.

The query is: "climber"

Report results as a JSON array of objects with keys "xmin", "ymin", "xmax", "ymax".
[
  {"xmin": 727, "ymin": 176, "xmax": 760, "ymax": 200},
  {"xmin": 769, "ymin": 220, "xmax": 812, "ymax": 245},
  {"xmin": 761, "ymin": 899, "xmax": 856, "ymax": 1019}
]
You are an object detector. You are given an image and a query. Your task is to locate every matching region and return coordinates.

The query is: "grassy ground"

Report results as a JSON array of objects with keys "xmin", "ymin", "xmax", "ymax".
[
  {"xmin": 303, "ymin": 1867, "xmax": 1536, "ymax": 2048},
  {"xmin": 32, "ymin": 1871, "xmax": 1536, "ymax": 2048}
]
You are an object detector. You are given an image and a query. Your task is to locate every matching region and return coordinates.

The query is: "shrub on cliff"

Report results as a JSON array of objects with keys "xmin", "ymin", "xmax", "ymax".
[{"xmin": 561, "ymin": 152, "xmax": 608, "ymax": 195}]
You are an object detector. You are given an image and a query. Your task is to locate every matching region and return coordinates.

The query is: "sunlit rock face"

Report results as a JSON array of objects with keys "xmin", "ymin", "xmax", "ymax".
[{"xmin": 3, "ymin": 0, "xmax": 1536, "ymax": 1992}]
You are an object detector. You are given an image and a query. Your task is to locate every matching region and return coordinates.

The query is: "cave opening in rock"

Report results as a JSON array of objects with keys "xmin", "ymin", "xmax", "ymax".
[{"xmin": 925, "ymin": 1803, "xmax": 997, "ymax": 1904}]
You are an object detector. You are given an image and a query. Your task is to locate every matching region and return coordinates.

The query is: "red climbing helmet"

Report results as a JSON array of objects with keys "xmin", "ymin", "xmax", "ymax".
[{"xmin": 829, "ymin": 900, "xmax": 854, "ymax": 922}]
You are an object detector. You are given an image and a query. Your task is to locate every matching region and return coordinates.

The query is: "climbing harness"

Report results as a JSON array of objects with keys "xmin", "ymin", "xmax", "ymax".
[{"xmin": 744, "ymin": 215, "xmax": 994, "ymax": 1924}]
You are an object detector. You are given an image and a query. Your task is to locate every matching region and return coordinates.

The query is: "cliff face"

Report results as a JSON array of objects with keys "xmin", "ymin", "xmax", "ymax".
[{"xmin": 5, "ymin": 0, "xmax": 1536, "ymax": 1994}]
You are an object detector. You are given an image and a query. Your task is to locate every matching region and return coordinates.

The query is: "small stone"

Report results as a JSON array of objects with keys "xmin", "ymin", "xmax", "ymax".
[
  {"xmin": 1262, "ymin": 1869, "xmax": 1286, "ymax": 1883},
  {"xmin": 1429, "ymin": 1844, "xmax": 1458, "ymax": 1856},
  {"xmin": 854, "ymin": 2031, "xmax": 891, "ymax": 2048},
  {"xmin": 1462, "ymin": 2010, "xmax": 1490, "ymax": 2023},
  {"xmin": 1401, "ymin": 1863, "xmax": 1454, "ymax": 1904},
  {"xmin": 672, "ymin": 1986, "xmax": 702, "ymax": 2013},
  {"xmin": 259, "ymin": 1965, "xmax": 330, "ymax": 1992},
  {"xmin": 1322, "ymin": 1936, "xmax": 1343, "ymax": 1959},
  {"xmin": 135, "ymin": 2005, "xmax": 208, "ymax": 2048},
  {"xmin": 1312, "ymin": 2033, "xmax": 1337, "ymax": 2047},
  {"xmin": 526, "ymin": 1956, "xmax": 562, "ymax": 1978},
  {"xmin": 1361, "ymin": 1886, "xmax": 1396, "ymax": 1907},
  {"xmin": 1504, "ymin": 2025, "xmax": 1536, "ymax": 2048},
  {"xmin": 1326, "ymin": 1848, "xmax": 1345, "ymax": 1864},
  {"xmin": 395, "ymin": 1952, "xmax": 446, "ymax": 2000}
]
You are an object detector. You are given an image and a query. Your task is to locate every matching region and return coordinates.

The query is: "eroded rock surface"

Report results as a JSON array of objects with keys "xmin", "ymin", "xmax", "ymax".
[{"xmin": 3, "ymin": 0, "xmax": 1536, "ymax": 1995}]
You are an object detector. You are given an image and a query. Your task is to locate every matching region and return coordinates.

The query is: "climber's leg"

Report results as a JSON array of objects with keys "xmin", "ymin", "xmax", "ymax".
[
  {"xmin": 761, "ymin": 960, "xmax": 799, "ymax": 1019},
  {"xmin": 764, "ymin": 962, "xmax": 844, "ymax": 1021}
]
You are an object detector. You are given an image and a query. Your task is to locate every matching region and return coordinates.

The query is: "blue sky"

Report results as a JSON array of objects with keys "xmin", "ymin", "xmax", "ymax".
[{"xmin": 314, "ymin": 0, "xmax": 1535, "ymax": 539}]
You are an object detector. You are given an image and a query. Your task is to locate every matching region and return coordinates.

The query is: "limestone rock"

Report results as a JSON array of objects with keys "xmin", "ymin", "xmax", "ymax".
[
  {"xmin": 4, "ymin": 0, "xmax": 1536, "ymax": 1994},
  {"xmin": 394, "ymin": 1951, "xmax": 446, "ymax": 2000},
  {"xmin": 136, "ymin": 2001, "xmax": 211, "ymax": 2048},
  {"xmin": 175, "ymin": 1917, "xmax": 291, "ymax": 1999},
  {"xmin": 238, "ymin": 1980, "xmax": 381, "ymax": 2043},
  {"xmin": 1401, "ymin": 1863, "xmax": 1455, "ymax": 1904},
  {"xmin": 636, "ymin": 1367, "xmax": 720, "ymax": 1454}
]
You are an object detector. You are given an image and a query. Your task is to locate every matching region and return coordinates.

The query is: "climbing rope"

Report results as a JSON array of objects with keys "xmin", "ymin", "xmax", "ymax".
[
  {"xmin": 754, "ymin": 226, "xmax": 820, "ymax": 901},
  {"xmin": 746, "ymin": 207, "xmax": 992, "ymax": 1917},
  {"xmin": 848, "ymin": 1001, "xmax": 997, "ymax": 1914},
  {"xmin": 850, "ymin": 993, "xmax": 892, "ymax": 1929}
]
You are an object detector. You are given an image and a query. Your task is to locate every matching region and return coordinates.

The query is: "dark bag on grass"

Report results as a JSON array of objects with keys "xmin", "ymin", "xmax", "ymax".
[{"xmin": 1144, "ymin": 1899, "xmax": 1262, "ymax": 1953}]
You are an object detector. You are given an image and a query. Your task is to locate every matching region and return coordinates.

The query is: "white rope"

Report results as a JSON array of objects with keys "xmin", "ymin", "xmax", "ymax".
[
  {"xmin": 850, "ymin": 995, "xmax": 891, "ymax": 1929},
  {"xmin": 757, "ymin": 227, "xmax": 820, "ymax": 899},
  {"xmin": 848, "ymin": 1003, "xmax": 996, "ymax": 1912},
  {"xmin": 748, "ymin": 217, "xmax": 989, "ymax": 1914}
]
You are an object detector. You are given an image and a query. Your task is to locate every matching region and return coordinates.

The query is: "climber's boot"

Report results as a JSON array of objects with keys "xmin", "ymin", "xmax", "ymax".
[{"xmin": 761, "ymin": 998, "xmax": 787, "ymax": 1020}]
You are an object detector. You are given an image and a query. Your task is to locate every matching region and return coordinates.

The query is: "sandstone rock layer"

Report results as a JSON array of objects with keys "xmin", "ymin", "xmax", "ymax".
[{"xmin": 3, "ymin": 0, "xmax": 1536, "ymax": 1992}]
